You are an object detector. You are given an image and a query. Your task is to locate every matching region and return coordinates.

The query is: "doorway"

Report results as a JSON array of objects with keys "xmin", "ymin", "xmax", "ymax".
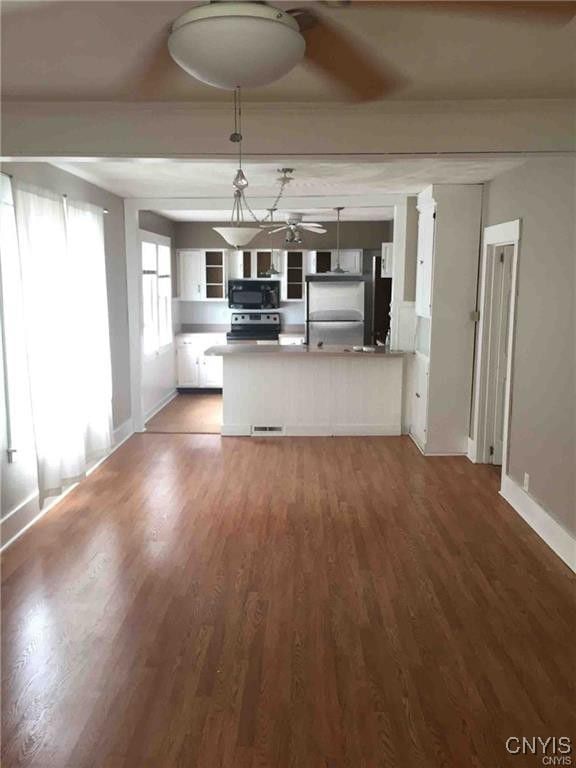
[
  {"xmin": 485, "ymin": 244, "xmax": 514, "ymax": 465},
  {"xmin": 470, "ymin": 220, "xmax": 520, "ymax": 476}
]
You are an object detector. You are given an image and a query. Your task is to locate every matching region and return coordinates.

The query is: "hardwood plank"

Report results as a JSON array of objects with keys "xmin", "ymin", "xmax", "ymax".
[{"xmin": 2, "ymin": 434, "xmax": 574, "ymax": 768}]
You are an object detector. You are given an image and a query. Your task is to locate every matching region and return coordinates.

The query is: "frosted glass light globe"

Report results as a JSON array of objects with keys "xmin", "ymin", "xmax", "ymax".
[{"xmin": 168, "ymin": 3, "xmax": 306, "ymax": 89}]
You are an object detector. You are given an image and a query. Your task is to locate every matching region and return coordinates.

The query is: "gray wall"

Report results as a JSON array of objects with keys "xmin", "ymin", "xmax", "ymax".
[
  {"xmin": 174, "ymin": 220, "xmax": 393, "ymax": 251},
  {"xmin": 3, "ymin": 162, "xmax": 131, "ymax": 429},
  {"xmin": 484, "ymin": 157, "xmax": 575, "ymax": 534}
]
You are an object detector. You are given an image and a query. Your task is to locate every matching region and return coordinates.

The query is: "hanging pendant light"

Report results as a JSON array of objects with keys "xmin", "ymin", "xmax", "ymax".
[
  {"xmin": 266, "ymin": 208, "xmax": 282, "ymax": 276},
  {"xmin": 332, "ymin": 206, "xmax": 347, "ymax": 273},
  {"xmin": 214, "ymin": 89, "xmax": 292, "ymax": 248}
]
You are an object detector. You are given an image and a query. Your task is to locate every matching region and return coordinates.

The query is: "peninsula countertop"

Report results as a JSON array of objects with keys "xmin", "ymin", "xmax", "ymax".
[{"xmin": 205, "ymin": 344, "xmax": 407, "ymax": 358}]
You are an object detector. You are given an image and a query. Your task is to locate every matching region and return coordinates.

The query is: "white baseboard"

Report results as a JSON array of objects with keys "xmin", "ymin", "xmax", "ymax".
[
  {"xmin": 144, "ymin": 390, "xmax": 177, "ymax": 425},
  {"xmin": 1, "ymin": 417, "xmax": 135, "ymax": 552},
  {"xmin": 332, "ymin": 424, "xmax": 401, "ymax": 436},
  {"xmin": 500, "ymin": 474, "xmax": 576, "ymax": 573},
  {"xmin": 222, "ymin": 424, "xmax": 401, "ymax": 437}
]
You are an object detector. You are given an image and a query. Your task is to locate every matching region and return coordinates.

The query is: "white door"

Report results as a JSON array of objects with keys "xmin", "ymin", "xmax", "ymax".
[
  {"xmin": 415, "ymin": 205, "xmax": 435, "ymax": 317},
  {"xmin": 486, "ymin": 244, "xmax": 514, "ymax": 465},
  {"xmin": 179, "ymin": 250, "xmax": 205, "ymax": 301}
]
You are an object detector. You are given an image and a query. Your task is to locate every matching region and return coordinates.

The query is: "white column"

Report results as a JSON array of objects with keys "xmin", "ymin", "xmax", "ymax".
[{"xmin": 390, "ymin": 198, "xmax": 416, "ymax": 351}]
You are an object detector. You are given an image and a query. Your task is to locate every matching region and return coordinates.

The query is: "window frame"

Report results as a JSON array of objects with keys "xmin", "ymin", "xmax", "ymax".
[{"xmin": 139, "ymin": 230, "xmax": 173, "ymax": 355}]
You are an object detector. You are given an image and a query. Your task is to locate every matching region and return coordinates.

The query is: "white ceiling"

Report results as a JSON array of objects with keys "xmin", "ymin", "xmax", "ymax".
[
  {"xmin": 52, "ymin": 157, "xmax": 525, "ymax": 202},
  {"xmin": 154, "ymin": 207, "xmax": 395, "ymax": 223},
  {"xmin": 3, "ymin": 2, "xmax": 575, "ymax": 103}
]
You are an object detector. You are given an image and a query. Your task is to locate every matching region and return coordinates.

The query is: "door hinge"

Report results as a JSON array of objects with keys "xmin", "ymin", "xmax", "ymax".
[
  {"xmin": 499, "ymin": 252, "xmax": 504, "ymax": 263},
  {"xmin": 489, "ymin": 446, "xmax": 494, "ymax": 456},
  {"xmin": 470, "ymin": 310, "xmax": 480, "ymax": 322},
  {"xmin": 433, "ymin": 212, "xmax": 436, "ymax": 219}
]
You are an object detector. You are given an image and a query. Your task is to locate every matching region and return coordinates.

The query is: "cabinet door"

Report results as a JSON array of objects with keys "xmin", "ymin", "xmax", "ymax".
[
  {"xmin": 200, "ymin": 355, "xmax": 223, "ymax": 388},
  {"xmin": 179, "ymin": 250, "xmax": 205, "ymax": 301},
  {"xmin": 381, "ymin": 243, "xmax": 393, "ymax": 277},
  {"xmin": 412, "ymin": 353, "xmax": 429, "ymax": 446},
  {"xmin": 415, "ymin": 206, "xmax": 435, "ymax": 317},
  {"xmin": 176, "ymin": 342, "xmax": 200, "ymax": 386},
  {"xmin": 336, "ymin": 249, "xmax": 362, "ymax": 274}
]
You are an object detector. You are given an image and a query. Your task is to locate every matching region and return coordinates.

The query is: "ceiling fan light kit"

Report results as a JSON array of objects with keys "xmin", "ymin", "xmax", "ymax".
[{"xmin": 168, "ymin": 2, "xmax": 306, "ymax": 89}]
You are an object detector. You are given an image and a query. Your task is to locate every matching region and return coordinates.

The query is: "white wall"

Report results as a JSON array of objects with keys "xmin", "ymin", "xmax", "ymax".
[
  {"xmin": 483, "ymin": 157, "xmax": 576, "ymax": 534},
  {"xmin": 4, "ymin": 99, "xmax": 574, "ymax": 157}
]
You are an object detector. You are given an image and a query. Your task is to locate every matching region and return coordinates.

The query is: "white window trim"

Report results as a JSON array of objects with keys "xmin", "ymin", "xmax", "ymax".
[{"xmin": 139, "ymin": 230, "xmax": 173, "ymax": 354}]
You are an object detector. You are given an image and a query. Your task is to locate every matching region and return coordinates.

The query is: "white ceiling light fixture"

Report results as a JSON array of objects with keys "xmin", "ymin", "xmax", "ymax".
[{"xmin": 168, "ymin": 2, "xmax": 306, "ymax": 90}]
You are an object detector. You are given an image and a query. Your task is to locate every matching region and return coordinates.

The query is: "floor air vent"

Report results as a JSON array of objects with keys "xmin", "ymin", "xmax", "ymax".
[{"xmin": 251, "ymin": 426, "xmax": 285, "ymax": 436}]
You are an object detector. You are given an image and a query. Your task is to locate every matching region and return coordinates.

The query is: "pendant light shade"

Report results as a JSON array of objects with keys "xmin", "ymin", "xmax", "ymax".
[
  {"xmin": 168, "ymin": 3, "xmax": 305, "ymax": 89},
  {"xmin": 213, "ymin": 226, "xmax": 261, "ymax": 248}
]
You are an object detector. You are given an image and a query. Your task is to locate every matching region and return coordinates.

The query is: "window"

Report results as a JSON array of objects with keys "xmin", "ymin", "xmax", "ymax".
[{"xmin": 142, "ymin": 238, "xmax": 172, "ymax": 354}]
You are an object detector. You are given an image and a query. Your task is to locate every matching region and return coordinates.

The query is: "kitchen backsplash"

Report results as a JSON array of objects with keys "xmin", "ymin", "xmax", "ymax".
[{"xmin": 178, "ymin": 300, "xmax": 305, "ymax": 327}]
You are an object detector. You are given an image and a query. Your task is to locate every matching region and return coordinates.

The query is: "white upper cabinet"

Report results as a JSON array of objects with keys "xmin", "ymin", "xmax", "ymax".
[
  {"xmin": 178, "ymin": 249, "xmax": 226, "ymax": 301},
  {"xmin": 179, "ymin": 249, "xmax": 205, "ymax": 301},
  {"xmin": 280, "ymin": 250, "xmax": 305, "ymax": 301},
  {"xmin": 308, "ymin": 249, "xmax": 362, "ymax": 274},
  {"xmin": 337, "ymin": 249, "xmax": 362, "ymax": 274},
  {"xmin": 415, "ymin": 201, "xmax": 435, "ymax": 318}
]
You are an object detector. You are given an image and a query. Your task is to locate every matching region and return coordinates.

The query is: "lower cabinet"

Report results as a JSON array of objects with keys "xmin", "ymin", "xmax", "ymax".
[{"xmin": 176, "ymin": 334, "xmax": 225, "ymax": 388}]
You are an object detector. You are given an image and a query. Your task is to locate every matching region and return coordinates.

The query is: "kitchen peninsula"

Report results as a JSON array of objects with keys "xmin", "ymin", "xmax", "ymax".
[{"xmin": 205, "ymin": 344, "xmax": 406, "ymax": 436}]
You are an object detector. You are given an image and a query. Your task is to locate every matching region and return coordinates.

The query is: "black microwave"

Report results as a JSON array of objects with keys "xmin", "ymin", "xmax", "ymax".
[{"xmin": 228, "ymin": 279, "xmax": 280, "ymax": 310}]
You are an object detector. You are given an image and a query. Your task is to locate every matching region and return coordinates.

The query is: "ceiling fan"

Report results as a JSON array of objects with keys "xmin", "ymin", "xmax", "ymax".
[
  {"xmin": 139, "ymin": 0, "xmax": 576, "ymax": 101},
  {"xmin": 261, "ymin": 213, "xmax": 328, "ymax": 245},
  {"xmin": 5, "ymin": 1, "xmax": 575, "ymax": 102}
]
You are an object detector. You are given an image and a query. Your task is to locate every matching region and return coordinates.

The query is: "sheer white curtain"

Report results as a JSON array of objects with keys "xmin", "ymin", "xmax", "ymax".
[{"xmin": 14, "ymin": 182, "xmax": 112, "ymax": 504}]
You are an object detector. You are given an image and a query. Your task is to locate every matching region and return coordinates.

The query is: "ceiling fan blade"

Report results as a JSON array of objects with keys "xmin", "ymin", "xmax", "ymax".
[
  {"xmin": 301, "ymin": 225, "xmax": 327, "ymax": 233},
  {"xmin": 127, "ymin": 28, "xmax": 191, "ymax": 100},
  {"xmin": 322, "ymin": 1, "xmax": 576, "ymax": 26},
  {"xmin": 301, "ymin": 222, "xmax": 324, "ymax": 228},
  {"xmin": 267, "ymin": 227, "xmax": 288, "ymax": 234},
  {"xmin": 292, "ymin": 8, "xmax": 405, "ymax": 101}
]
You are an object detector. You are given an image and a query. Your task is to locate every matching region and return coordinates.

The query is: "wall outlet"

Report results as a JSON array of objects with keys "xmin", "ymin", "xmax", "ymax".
[{"xmin": 523, "ymin": 473, "xmax": 530, "ymax": 492}]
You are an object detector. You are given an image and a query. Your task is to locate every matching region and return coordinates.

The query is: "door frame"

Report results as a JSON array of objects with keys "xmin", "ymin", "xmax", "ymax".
[{"xmin": 469, "ymin": 219, "xmax": 520, "ymax": 479}]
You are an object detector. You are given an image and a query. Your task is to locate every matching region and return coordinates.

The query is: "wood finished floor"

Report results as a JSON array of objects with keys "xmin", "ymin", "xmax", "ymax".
[
  {"xmin": 2, "ymin": 435, "xmax": 574, "ymax": 768},
  {"xmin": 146, "ymin": 393, "xmax": 222, "ymax": 434}
]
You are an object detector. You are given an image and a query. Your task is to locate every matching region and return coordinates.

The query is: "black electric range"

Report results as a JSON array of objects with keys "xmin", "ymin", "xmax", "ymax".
[{"xmin": 226, "ymin": 312, "xmax": 281, "ymax": 342}]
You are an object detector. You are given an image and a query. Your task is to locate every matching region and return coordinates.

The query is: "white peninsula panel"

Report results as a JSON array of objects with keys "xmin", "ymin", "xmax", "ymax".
[{"xmin": 210, "ymin": 346, "xmax": 405, "ymax": 437}]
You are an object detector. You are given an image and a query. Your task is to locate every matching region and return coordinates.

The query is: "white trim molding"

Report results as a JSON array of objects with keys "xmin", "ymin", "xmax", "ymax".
[
  {"xmin": 470, "ymin": 219, "xmax": 521, "ymax": 466},
  {"xmin": 0, "ymin": 418, "xmax": 134, "ymax": 551},
  {"xmin": 500, "ymin": 474, "xmax": 576, "ymax": 573}
]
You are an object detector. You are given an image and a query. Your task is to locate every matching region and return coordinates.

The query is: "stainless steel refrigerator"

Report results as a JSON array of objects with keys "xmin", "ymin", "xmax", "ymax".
[{"xmin": 306, "ymin": 275, "xmax": 366, "ymax": 346}]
